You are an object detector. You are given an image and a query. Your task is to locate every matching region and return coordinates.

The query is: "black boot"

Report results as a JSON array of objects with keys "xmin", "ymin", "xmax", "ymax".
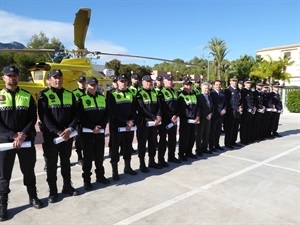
[
  {"xmin": 139, "ymin": 158, "xmax": 149, "ymax": 173},
  {"xmin": 27, "ymin": 187, "xmax": 43, "ymax": 209},
  {"xmin": 149, "ymin": 158, "xmax": 162, "ymax": 169},
  {"xmin": 111, "ymin": 162, "xmax": 120, "ymax": 181},
  {"xmin": 0, "ymin": 195, "xmax": 8, "ymax": 222},
  {"xmin": 48, "ymin": 183, "xmax": 58, "ymax": 204},
  {"xmin": 96, "ymin": 167, "xmax": 110, "ymax": 184},
  {"xmin": 62, "ymin": 180, "xmax": 79, "ymax": 196},
  {"xmin": 124, "ymin": 160, "xmax": 137, "ymax": 175}
]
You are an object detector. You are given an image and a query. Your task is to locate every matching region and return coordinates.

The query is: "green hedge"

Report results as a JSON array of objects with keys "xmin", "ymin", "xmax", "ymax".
[{"xmin": 286, "ymin": 90, "xmax": 300, "ymax": 113}]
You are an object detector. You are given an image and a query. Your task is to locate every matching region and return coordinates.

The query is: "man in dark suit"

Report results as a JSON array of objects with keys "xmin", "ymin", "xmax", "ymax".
[
  {"xmin": 224, "ymin": 76, "xmax": 243, "ymax": 149},
  {"xmin": 209, "ymin": 80, "xmax": 226, "ymax": 151},
  {"xmin": 196, "ymin": 82, "xmax": 214, "ymax": 155}
]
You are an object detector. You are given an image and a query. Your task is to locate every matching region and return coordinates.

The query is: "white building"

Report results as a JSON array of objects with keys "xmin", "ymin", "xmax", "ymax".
[{"xmin": 256, "ymin": 44, "xmax": 300, "ymax": 86}]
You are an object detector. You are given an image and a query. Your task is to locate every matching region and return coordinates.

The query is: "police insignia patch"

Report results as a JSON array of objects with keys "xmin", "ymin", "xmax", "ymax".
[
  {"xmin": 49, "ymin": 94, "xmax": 55, "ymax": 100},
  {"xmin": 117, "ymin": 94, "xmax": 121, "ymax": 99},
  {"xmin": 86, "ymin": 100, "xmax": 91, "ymax": 105},
  {"xmin": 0, "ymin": 95, "xmax": 5, "ymax": 101}
]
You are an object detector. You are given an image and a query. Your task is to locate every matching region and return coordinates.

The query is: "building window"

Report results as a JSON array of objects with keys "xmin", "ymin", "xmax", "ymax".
[{"xmin": 283, "ymin": 51, "xmax": 291, "ymax": 57}]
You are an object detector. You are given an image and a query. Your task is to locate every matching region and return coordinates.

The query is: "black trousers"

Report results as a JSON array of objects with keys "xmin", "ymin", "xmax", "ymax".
[
  {"xmin": 137, "ymin": 124, "xmax": 158, "ymax": 159},
  {"xmin": 178, "ymin": 122, "xmax": 196, "ymax": 157},
  {"xmin": 43, "ymin": 134, "xmax": 73, "ymax": 186},
  {"xmin": 0, "ymin": 144, "xmax": 36, "ymax": 195},
  {"xmin": 158, "ymin": 123, "xmax": 177, "ymax": 161},
  {"xmin": 224, "ymin": 110, "xmax": 240, "ymax": 146},
  {"xmin": 196, "ymin": 118, "xmax": 211, "ymax": 151},
  {"xmin": 81, "ymin": 133, "xmax": 105, "ymax": 182},
  {"xmin": 271, "ymin": 112, "xmax": 281, "ymax": 135},
  {"xmin": 110, "ymin": 125, "xmax": 134, "ymax": 163},
  {"xmin": 209, "ymin": 116, "xmax": 223, "ymax": 148},
  {"xmin": 262, "ymin": 112, "xmax": 272, "ymax": 138},
  {"xmin": 240, "ymin": 111, "xmax": 254, "ymax": 144},
  {"xmin": 252, "ymin": 112, "xmax": 264, "ymax": 141}
]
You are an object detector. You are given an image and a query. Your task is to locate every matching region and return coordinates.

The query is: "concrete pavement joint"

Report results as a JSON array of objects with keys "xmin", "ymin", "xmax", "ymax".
[{"xmin": 114, "ymin": 145, "xmax": 299, "ymax": 225}]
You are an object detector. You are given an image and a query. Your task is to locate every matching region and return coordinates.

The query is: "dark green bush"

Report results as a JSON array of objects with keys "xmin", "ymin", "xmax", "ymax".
[{"xmin": 286, "ymin": 90, "xmax": 300, "ymax": 113}]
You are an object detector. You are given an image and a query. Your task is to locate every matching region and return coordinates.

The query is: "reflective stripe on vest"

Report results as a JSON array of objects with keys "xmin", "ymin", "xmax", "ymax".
[
  {"xmin": 81, "ymin": 94, "xmax": 106, "ymax": 110},
  {"xmin": 112, "ymin": 91, "xmax": 133, "ymax": 104},
  {"xmin": 179, "ymin": 93, "xmax": 197, "ymax": 105},
  {"xmin": 0, "ymin": 89, "xmax": 31, "ymax": 110},
  {"xmin": 139, "ymin": 89, "xmax": 157, "ymax": 104},
  {"xmin": 44, "ymin": 89, "xmax": 73, "ymax": 108},
  {"xmin": 161, "ymin": 88, "xmax": 177, "ymax": 101}
]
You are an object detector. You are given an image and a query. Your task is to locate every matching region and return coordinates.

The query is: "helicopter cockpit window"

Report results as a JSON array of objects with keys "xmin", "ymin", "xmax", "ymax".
[{"xmin": 33, "ymin": 71, "xmax": 44, "ymax": 80}]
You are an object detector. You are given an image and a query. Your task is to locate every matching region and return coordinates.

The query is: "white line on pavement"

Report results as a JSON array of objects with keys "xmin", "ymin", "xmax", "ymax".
[{"xmin": 114, "ymin": 145, "xmax": 299, "ymax": 225}]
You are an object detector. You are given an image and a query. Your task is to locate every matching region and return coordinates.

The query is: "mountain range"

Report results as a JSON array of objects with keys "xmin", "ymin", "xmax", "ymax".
[{"xmin": 0, "ymin": 41, "xmax": 25, "ymax": 49}]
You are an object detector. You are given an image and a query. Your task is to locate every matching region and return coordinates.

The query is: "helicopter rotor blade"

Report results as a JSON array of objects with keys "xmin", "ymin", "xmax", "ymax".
[
  {"xmin": 96, "ymin": 52, "xmax": 200, "ymax": 67},
  {"xmin": 74, "ymin": 8, "xmax": 91, "ymax": 50},
  {"xmin": 0, "ymin": 49, "xmax": 59, "ymax": 53}
]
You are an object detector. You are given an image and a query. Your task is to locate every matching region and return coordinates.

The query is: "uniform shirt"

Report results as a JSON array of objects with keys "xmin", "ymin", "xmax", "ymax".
[
  {"xmin": 263, "ymin": 92, "xmax": 273, "ymax": 109},
  {"xmin": 38, "ymin": 87, "xmax": 78, "ymax": 135},
  {"xmin": 77, "ymin": 92, "xmax": 108, "ymax": 129},
  {"xmin": 72, "ymin": 88, "xmax": 86, "ymax": 101},
  {"xmin": 177, "ymin": 90, "xmax": 199, "ymax": 121},
  {"xmin": 241, "ymin": 87, "xmax": 255, "ymax": 113},
  {"xmin": 107, "ymin": 88, "xmax": 136, "ymax": 127},
  {"xmin": 224, "ymin": 86, "xmax": 242, "ymax": 111},
  {"xmin": 157, "ymin": 87, "xmax": 178, "ymax": 123},
  {"xmin": 128, "ymin": 84, "xmax": 142, "ymax": 97},
  {"xmin": 253, "ymin": 89, "xmax": 264, "ymax": 111},
  {"xmin": 0, "ymin": 87, "xmax": 37, "ymax": 142},
  {"xmin": 136, "ymin": 88, "xmax": 161, "ymax": 124},
  {"xmin": 272, "ymin": 91, "xmax": 283, "ymax": 111}
]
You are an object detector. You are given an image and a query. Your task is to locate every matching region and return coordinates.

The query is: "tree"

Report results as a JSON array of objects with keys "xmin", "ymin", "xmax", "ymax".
[
  {"xmin": 250, "ymin": 55, "xmax": 294, "ymax": 84},
  {"xmin": 27, "ymin": 31, "xmax": 65, "ymax": 62},
  {"xmin": 205, "ymin": 37, "xmax": 229, "ymax": 80},
  {"xmin": 105, "ymin": 59, "xmax": 122, "ymax": 76}
]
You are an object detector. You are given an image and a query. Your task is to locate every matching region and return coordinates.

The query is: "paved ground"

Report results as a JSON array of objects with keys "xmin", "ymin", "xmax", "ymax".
[{"xmin": 4, "ymin": 112, "xmax": 300, "ymax": 225}]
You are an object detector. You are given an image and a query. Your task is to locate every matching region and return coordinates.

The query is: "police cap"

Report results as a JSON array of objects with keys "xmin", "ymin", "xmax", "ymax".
[
  {"xmin": 86, "ymin": 77, "xmax": 98, "ymax": 85},
  {"xmin": 77, "ymin": 76, "xmax": 86, "ymax": 82},
  {"xmin": 48, "ymin": 69, "xmax": 63, "ymax": 78},
  {"xmin": 2, "ymin": 65, "xmax": 19, "ymax": 76}
]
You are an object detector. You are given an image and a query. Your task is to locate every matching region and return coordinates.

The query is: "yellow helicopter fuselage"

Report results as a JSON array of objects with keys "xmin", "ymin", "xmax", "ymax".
[{"xmin": 0, "ymin": 58, "xmax": 110, "ymax": 100}]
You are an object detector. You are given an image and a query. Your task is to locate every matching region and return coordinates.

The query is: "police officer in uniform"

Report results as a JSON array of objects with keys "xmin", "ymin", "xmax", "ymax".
[
  {"xmin": 77, "ymin": 77, "xmax": 110, "ymax": 191},
  {"xmin": 72, "ymin": 75, "xmax": 86, "ymax": 165},
  {"xmin": 154, "ymin": 75, "xmax": 164, "ymax": 94},
  {"xmin": 0, "ymin": 66, "xmax": 43, "ymax": 222},
  {"xmin": 240, "ymin": 79, "xmax": 256, "ymax": 145},
  {"xmin": 157, "ymin": 75, "xmax": 181, "ymax": 165},
  {"xmin": 128, "ymin": 74, "xmax": 141, "ymax": 97},
  {"xmin": 177, "ymin": 77, "xmax": 199, "ymax": 161},
  {"xmin": 262, "ymin": 84, "xmax": 273, "ymax": 138},
  {"xmin": 252, "ymin": 82, "xmax": 265, "ymax": 142},
  {"xmin": 224, "ymin": 76, "xmax": 243, "ymax": 149},
  {"xmin": 136, "ymin": 75, "xmax": 162, "ymax": 172},
  {"xmin": 193, "ymin": 79, "xmax": 201, "ymax": 96},
  {"xmin": 38, "ymin": 69, "xmax": 78, "ymax": 203},
  {"xmin": 107, "ymin": 75, "xmax": 137, "ymax": 181},
  {"xmin": 270, "ymin": 82, "xmax": 283, "ymax": 137}
]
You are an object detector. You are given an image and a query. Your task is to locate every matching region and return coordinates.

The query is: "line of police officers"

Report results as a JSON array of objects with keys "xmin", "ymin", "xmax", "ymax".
[{"xmin": 0, "ymin": 65, "xmax": 283, "ymax": 222}]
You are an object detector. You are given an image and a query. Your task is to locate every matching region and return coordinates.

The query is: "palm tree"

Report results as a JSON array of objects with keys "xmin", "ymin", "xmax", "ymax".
[
  {"xmin": 205, "ymin": 37, "xmax": 229, "ymax": 80},
  {"xmin": 250, "ymin": 55, "xmax": 294, "ymax": 84}
]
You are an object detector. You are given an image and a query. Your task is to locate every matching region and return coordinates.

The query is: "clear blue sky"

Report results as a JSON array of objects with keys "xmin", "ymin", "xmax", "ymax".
[{"xmin": 0, "ymin": 0, "xmax": 299, "ymax": 66}]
